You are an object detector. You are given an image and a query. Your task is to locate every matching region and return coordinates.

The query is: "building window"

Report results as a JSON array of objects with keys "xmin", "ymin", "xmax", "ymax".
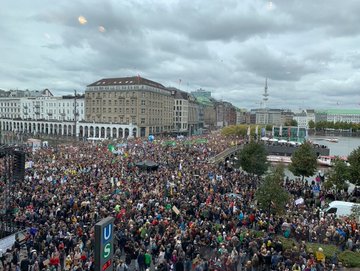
[
  {"xmin": 141, "ymin": 108, "xmax": 145, "ymax": 114},
  {"xmin": 141, "ymin": 118, "xmax": 145, "ymax": 124}
]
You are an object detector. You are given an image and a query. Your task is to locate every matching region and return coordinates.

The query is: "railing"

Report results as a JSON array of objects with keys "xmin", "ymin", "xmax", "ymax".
[{"xmin": 208, "ymin": 145, "xmax": 243, "ymax": 164}]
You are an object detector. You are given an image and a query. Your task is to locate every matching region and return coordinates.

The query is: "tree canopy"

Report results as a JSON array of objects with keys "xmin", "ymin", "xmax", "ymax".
[
  {"xmin": 323, "ymin": 157, "xmax": 350, "ymax": 193},
  {"xmin": 289, "ymin": 142, "xmax": 317, "ymax": 180},
  {"xmin": 308, "ymin": 120, "xmax": 315, "ymax": 129},
  {"xmin": 348, "ymin": 146, "xmax": 360, "ymax": 186},
  {"xmin": 255, "ymin": 164, "xmax": 289, "ymax": 215},
  {"xmin": 238, "ymin": 142, "xmax": 268, "ymax": 176},
  {"xmin": 285, "ymin": 119, "xmax": 298, "ymax": 127}
]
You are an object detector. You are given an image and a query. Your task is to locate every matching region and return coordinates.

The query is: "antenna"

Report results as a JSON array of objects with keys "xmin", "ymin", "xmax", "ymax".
[{"xmin": 262, "ymin": 78, "xmax": 269, "ymax": 109}]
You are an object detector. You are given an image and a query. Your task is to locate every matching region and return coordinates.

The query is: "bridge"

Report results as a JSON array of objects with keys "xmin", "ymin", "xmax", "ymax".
[
  {"xmin": 208, "ymin": 144, "xmax": 244, "ymax": 164},
  {"xmin": 207, "ymin": 143, "xmax": 330, "ymax": 165}
]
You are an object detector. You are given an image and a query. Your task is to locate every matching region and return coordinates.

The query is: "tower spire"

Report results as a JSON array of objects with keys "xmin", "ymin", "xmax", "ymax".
[{"xmin": 262, "ymin": 78, "xmax": 269, "ymax": 108}]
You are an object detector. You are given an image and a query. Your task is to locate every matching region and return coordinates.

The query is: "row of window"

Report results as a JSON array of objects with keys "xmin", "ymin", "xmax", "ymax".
[
  {"xmin": 88, "ymin": 99, "xmax": 171, "ymax": 108},
  {"xmin": 85, "ymin": 85, "xmax": 170, "ymax": 95}
]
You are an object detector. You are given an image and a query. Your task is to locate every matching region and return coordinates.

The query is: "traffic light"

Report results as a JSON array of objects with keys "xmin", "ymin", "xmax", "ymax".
[{"xmin": 13, "ymin": 151, "xmax": 25, "ymax": 181}]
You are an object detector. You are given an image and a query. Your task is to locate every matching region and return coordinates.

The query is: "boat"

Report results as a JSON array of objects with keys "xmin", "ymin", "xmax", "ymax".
[
  {"xmin": 325, "ymin": 138, "xmax": 339, "ymax": 143},
  {"xmin": 317, "ymin": 155, "xmax": 349, "ymax": 167},
  {"xmin": 267, "ymin": 155, "xmax": 292, "ymax": 164}
]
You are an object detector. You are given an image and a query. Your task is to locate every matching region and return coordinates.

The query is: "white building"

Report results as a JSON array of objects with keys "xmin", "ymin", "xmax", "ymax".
[
  {"xmin": 21, "ymin": 96, "xmax": 85, "ymax": 121},
  {"xmin": 293, "ymin": 109, "xmax": 316, "ymax": 129},
  {"xmin": 0, "ymin": 95, "xmax": 85, "ymax": 122},
  {"xmin": 324, "ymin": 109, "xmax": 360, "ymax": 123},
  {"xmin": 0, "ymin": 98, "xmax": 21, "ymax": 119}
]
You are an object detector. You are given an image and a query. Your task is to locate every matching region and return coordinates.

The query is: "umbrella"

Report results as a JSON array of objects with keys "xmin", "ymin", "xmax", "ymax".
[
  {"xmin": 226, "ymin": 193, "xmax": 242, "ymax": 199},
  {"xmin": 135, "ymin": 160, "xmax": 159, "ymax": 170}
]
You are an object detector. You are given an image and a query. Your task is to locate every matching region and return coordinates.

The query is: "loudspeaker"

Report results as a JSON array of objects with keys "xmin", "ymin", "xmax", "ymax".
[{"xmin": 13, "ymin": 151, "xmax": 25, "ymax": 181}]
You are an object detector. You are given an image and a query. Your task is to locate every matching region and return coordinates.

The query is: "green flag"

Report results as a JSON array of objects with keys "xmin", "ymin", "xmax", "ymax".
[{"xmin": 108, "ymin": 144, "xmax": 115, "ymax": 152}]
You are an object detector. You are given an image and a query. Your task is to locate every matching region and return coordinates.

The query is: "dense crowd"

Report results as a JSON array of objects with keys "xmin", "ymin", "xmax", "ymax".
[{"xmin": 0, "ymin": 134, "xmax": 359, "ymax": 271}]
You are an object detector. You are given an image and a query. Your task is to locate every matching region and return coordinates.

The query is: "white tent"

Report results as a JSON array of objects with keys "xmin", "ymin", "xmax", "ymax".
[
  {"xmin": 269, "ymin": 138, "xmax": 278, "ymax": 142},
  {"xmin": 278, "ymin": 139, "xmax": 288, "ymax": 143},
  {"xmin": 261, "ymin": 137, "xmax": 269, "ymax": 141}
]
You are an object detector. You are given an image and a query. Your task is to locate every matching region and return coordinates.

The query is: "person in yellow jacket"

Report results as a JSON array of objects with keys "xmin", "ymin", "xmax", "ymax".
[{"xmin": 315, "ymin": 247, "xmax": 325, "ymax": 264}]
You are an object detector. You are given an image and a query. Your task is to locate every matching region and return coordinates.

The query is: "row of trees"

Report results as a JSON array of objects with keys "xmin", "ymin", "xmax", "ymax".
[
  {"xmin": 308, "ymin": 120, "xmax": 360, "ymax": 131},
  {"xmin": 238, "ymin": 141, "xmax": 360, "ymax": 215}
]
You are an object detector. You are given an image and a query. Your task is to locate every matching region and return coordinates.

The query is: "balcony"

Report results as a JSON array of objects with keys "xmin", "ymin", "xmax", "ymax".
[{"xmin": 35, "ymin": 105, "xmax": 40, "ymax": 108}]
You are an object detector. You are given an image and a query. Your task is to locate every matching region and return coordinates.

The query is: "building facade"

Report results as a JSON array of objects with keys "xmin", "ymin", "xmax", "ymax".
[
  {"xmin": 293, "ymin": 109, "xmax": 315, "ymax": 129},
  {"xmin": 169, "ymin": 88, "xmax": 201, "ymax": 135},
  {"xmin": 0, "ymin": 118, "xmax": 137, "ymax": 138},
  {"xmin": 85, "ymin": 76, "xmax": 174, "ymax": 137},
  {"xmin": 316, "ymin": 109, "xmax": 360, "ymax": 124},
  {"xmin": 0, "ymin": 90, "xmax": 85, "ymax": 122}
]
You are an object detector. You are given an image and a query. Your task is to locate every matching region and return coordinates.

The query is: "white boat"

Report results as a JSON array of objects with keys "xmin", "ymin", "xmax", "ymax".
[
  {"xmin": 267, "ymin": 155, "xmax": 292, "ymax": 164},
  {"xmin": 325, "ymin": 138, "xmax": 339, "ymax": 143},
  {"xmin": 317, "ymin": 155, "xmax": 348, "ymax": 167}
]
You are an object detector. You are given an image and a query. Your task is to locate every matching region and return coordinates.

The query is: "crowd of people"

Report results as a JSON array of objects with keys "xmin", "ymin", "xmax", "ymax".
[{"xmin": 0, "ymin": 134, "xmax": 359, "ymax": 271}]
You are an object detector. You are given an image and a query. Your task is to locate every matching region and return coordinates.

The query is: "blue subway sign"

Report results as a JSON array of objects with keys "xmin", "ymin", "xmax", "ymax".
[{"xmin": 95, "ymin": 217, "xmax": 115, "ymax": 271}]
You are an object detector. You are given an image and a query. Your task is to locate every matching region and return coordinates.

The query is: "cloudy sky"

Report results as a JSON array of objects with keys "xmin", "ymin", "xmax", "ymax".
[{"xmin": 1, "ymin": 0, "xmax": 360, "ymax": 110}]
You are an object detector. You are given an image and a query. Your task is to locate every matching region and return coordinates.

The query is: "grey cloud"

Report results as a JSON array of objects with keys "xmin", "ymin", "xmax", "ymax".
[
  {"xmin": 2, "ymin": 0, "xmax": 360, "ymax": 110},
  {"xmin": 238, "ymin": 44, "xmax": 317, "ymax": 81}
]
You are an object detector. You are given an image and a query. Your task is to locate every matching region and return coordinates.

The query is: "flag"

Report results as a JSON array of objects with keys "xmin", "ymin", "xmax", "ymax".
[
  {"xmin": 261, "ymin": 127, "xmax": 266, "ymax": 137},
  {"xmin": 255, "ymin": 125, "xmax": 259, "ymax": 135},
  {"xmin": 108, "ymin": 144, "xmax": 115, "ymax": 152},
  {"xmin": 279, "ymin": 125, "xmax": 283, "ymax": 137},
  {"xmin": 247, "ymin": 126, "xmax": 250, "ymax": 136},
  {"xmin": 297, "ymin": 125, "xmax": 300, "ymax": 137},
  {"xmin": 288, "ymin": 127, "xmax": 291, "ymax": 138},
  {"xmin": 271, "ymin": 126, "xmax": 274, "ymax": 136}
]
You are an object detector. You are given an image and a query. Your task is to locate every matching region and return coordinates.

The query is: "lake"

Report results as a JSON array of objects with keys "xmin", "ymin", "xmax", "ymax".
[
  {"xmin": 309, "ymin": 135, "xmax": 360, "ymax": 156},
  {"xmin": 284, "ymin": 136, "xmax": 360, "ymax": 180}
]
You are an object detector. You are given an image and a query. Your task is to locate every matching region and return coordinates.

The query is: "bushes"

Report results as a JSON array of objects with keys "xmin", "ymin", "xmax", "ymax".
[
  {"xmin": 278, "ymin": 236, "xmax": 360, "ymax": 267},
  {"xmin": 338, "ymin": 251, "xmax": 360, "ymax": 268}
]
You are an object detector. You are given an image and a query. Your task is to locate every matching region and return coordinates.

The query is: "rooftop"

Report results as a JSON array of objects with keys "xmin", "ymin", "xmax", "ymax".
[
  {"xmin": 87, "ymin": 76, "xmax": 166, "ymax": 89},
  {"xmin": 317, "ymin": 109, "xmax": 360, "ymax": 115}
]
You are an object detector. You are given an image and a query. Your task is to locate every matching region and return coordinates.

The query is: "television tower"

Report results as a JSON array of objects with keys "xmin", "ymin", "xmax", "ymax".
[{"xmin": 262, "ymin": 78, "xmax": 269, "ymax": 108}]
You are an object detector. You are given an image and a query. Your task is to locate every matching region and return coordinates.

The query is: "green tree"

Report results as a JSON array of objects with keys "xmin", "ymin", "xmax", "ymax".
[
  {"xmin": 265, "ymin": 124, "xmax": 272, "ymax": 131},
  {"xmin": 285, "ymin": 119, "xmax": 298, "ymax": 126},
  {"xmin": 238, "ymin": 141, "xmax": 268, "ymax": 176},
  {"xmin": 348, "ymin": 146, "xmax": 360, "ymax": 186},
  {"xmin": 255, "ymin": 164, "xmax": 289, "ymax": 215},
  {"xmin": 350, "ymin": 204, "xmax": 360, "ymax": 221},
  {"xmin": 289, "ymin": 142, "xmax": 317, "ymax": 181},
  {"xmin": 308, "ymin": 120, "xmax": 315, "ymax": 129},
  {"xmin": 323, "ymin": 157, "xmax": 350, "ymax": 196}
]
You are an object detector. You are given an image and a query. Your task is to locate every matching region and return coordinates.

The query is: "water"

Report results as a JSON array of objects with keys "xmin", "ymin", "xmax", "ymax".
[
  {"xmin": 284, "ymin": 136, "xmax": 360, "ymax": 180},
  {"xmin": 309, "ymin": 135, "xmax": 360, "ymax": 156}
]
